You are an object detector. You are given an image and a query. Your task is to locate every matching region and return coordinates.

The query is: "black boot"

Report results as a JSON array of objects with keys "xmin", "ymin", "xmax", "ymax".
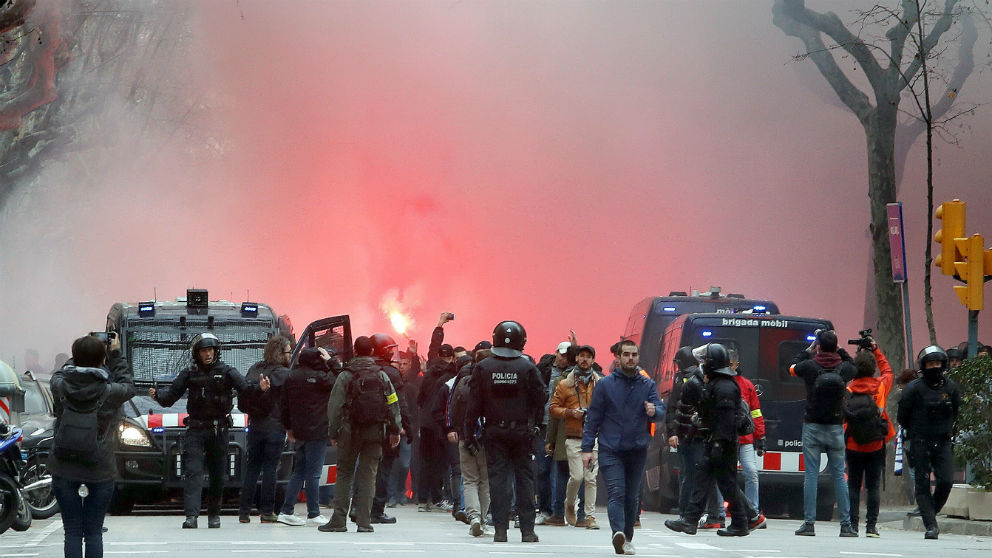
[
  {"xmin": 208, "ymin": 515, "xmax": 221, "ymax": 528},
  {"xmin": 924, "ymin": 524, "xmax": 939, "ymax": 540},
  {"xmin": 664, "ymin": 519, "xmax": 697, "ymax": 535},
  {"xmin": 494, "ymin": 528, "xmax": 508, "ymax": 542},
  {"xmin": 521, "ymin": 531, "xmax": 539, "ymax": 543},
  {"xmin": 182, "ymin": 517, "xmax": 198, "ymax": 529}
]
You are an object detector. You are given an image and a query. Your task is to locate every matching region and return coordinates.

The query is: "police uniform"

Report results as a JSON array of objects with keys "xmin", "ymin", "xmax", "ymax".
[
  {"xmin": 897, "ymin": 345, "xmax": 961, "ymax": 539},
  {"xmin": 466, "ymin": 321, "xmax": 545, "ymax": 542},
  {"xmin": 370, "ymin": 356, "xmax": 411, "ymax": 522},
  {"xmin": 153, "ymin": 335, "xmax": 260, "ymax": 528}
]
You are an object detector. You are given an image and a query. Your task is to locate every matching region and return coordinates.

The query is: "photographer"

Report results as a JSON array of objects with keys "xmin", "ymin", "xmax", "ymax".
[
  {"xmin": 843, "ymin": 335, "xmax": 894, "ymax": 538},
  {"xmin": 549, "ymin": 345, "xmax": 601, "ymax": 529},
  {"xmin": 788, "ymin": 330, "xmax": 857, "ymax": 537},
  {"xmin": 49, "ymin": 333, "xmax": 135, "ymax": 558}
]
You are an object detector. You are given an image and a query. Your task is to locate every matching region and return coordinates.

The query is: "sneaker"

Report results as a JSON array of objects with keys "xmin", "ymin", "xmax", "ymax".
[
  {"xmin": 453, "ymin": 509, "xmax": 469, "ymax": 524},
  {"xmin": 438, "ymin": 500, "xmax": 454, "ymax": 512},
  {"xmin": 521, "ymin": 531, "xmax": 539, "ymax": 543},
  {"xmin": 470, "ymin": 516, "xmax": 483, "ymax": 537},
  {"xmin": 545, "ymin": 515, "xmax": 566, "ymax": 526},
  {"xmin": 208, "ymin": 515, "xmax": 220, "ymax": 528},
  {"xmin": 371, "ymin": 513, "xmax": 397, "ymax": 524},
  {"xmin": 612, "ymin": 531, "xmax": 626, "ymax": 554},
  {"xmin": 535, "ymin": 512, "xmax": 551, "ymax": 525},
  {"xmin": 700, "ymin": 518, "xmax": 725, "ymax": 529},
  {"xmin": 260, "ymin": 513, "xmax": 278, "ymax": 523},
  {"xmin": 182, "ymin": 517, "xmax": 197, "ymax": 529},
  {"xmin": 564, "ymin": 499, "xmax": 577, "ymax": 526},
  {"xmin": 238, "ymin": 513, "xmax": 250, "ymax": 524},
  {"xmin": 513, "ymin": 515, "xmax": 520, "ymax": 529},
  {"xmin": 417, "ymin": 504, "xmax": 431, "ymax": 512},
  {"xmin": 277, "ymin": 513, "xmax": 306, "ymax": 526},
  {"xmin": 747, "ymin": 513, "xmax": 766, "ymax": 531},
  {"xmin": 574, "ymin": 517, "xmax": 587, "ymax": 528},
  {"xmin": 357, "ymin": 525, "xmax": 374, "ymax": 533},
  {"xmin": 717, "ymin": 525, "xmax": 750, "ymax": 537},
  {"xmin": 840, "ymin": 523, "xmax": 858, "ymax": 537},
  {"xmin": 795, "ymin": 521, "xmax": 815, "ymax": 536},
  {"xmin": 585, "ymin": 516, "xmax": 600, "ymax": 530},
  {"xmin": 307, "ymin": 514, "xmax": 329, "ymax": 526},
  {"xmin": 865, "ymin": 524, "xmax": 879, "ymax": 538},
  {"xmin": 663, "ymin": 518, "xmax": 697, "ymax": 535},
  {"xmin": 386, "ymin": 498, "xmax": 398, "ymax": 508},
  {"xmin": 622, "ymin": 541, "xmax": 636, "ymax": 555}
]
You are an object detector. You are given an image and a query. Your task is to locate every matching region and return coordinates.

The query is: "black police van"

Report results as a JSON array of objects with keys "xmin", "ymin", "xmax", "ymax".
[
  {"xmin": 623, "ymin": 289, "xmax": 780, "ymax": 378},
  {"xmin": 642, "ymin": 311, "xmax": 838, "ymax": 519},
  {"xmin": 92, "ymin": 290, "xmax": 351, "ymax": 513}
]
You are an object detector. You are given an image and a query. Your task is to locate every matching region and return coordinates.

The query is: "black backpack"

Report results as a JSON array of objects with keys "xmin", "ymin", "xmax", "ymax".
[
  {"xmin": 844, "ymin": 392, "xmax": 889, "ymax": 444},
  {"xmin": 54, "ymin": 389, "xmax": 109, "ymax": 465},
  {"xmin": 811, "ymin": 365, "xmax": 847, "ymax": 421},
  {"xmin": 736, "ymin": 397, "xmax": 755, "ymax": 436},
  {"xmin": 349, "ymin": 369, "xmax": 389, "ymax": 426}
]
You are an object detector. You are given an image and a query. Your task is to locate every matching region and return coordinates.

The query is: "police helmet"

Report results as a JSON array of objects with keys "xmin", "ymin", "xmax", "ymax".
[
  {"xmin": 491, "ymin": 321, "xmax": 526, "ymax": 358},
  {"xmin": 190, "ymin": 332, "xmax": 221, "ymax": 363},
  {"xmin": 945, "ymin": 346, "xmax": 965, "ymax": 362},
  {"xmin": 692, "ymin": 343, "xmax": 735, "ymax": 377},
  {"xmin": 916, "ymin": 345, "xmax": 948, "ymax": 371},
  {"xmin": 370, "ymin": 333, "xmax": 398, "ymax": 360}
]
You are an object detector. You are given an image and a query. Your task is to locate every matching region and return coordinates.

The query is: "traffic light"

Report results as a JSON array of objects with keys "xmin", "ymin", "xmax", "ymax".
[
  {"xmin": 935, "ymin": 199, "xmax": 966, "ymax": 276},
  {"xmin": 953, "ymin": 234, "xmax": 985, "ymax": 311}
]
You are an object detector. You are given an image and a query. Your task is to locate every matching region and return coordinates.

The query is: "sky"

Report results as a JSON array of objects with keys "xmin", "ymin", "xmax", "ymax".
[{"xmin": 1, "ymin": 0, "xmax": 990, "ymax": 372}]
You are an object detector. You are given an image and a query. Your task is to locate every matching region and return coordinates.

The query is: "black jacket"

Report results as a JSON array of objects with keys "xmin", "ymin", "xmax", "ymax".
[
  {"xmin": 243, "ymin": 361, "xmax": 291, "ymax": 432},
  {"xmin": 668, "ymin": 365, "xmax": 704, "ymax": 440},
  {"xmin": 155, "ymin": 359, "xmax": 256, "ymax": 423},
  {"xmin": 48, "ymin": 351, "xmax": 135, "ymax": 483},
  {"xmin": 466, "ymin": 355, "xmax": 546, "ymax": 440},
  {"xmin": 790, "ymin": 349, "xmax": 856, "ymax": 425},
  {"xmin": 281, "ymin": 348, "xmax": 336, "ymax": 441},
  {"xmin": 418, "ymin": 359, "xmax": 455, "ymax": 433},
  {"xmin": 700, "ymin": 375, "xmax": 741, "ymax": 444},
  {"xmin": 375, "ymin": 357, "xmax": 412, "ymax": 436},
  {"xmin": 897, "ymin": 376, "xmax": 961, "ymax": 440}
]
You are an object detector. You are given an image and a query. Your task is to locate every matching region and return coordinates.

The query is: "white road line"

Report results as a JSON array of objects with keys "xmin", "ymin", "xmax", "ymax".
[
  {"xmin": 0, "ymin": 554, "xmax": 40, "ymax": 558},
  {"xmin": 103, "ymin": 552, "xmax": 169, "ymax": 555},
  {"xmin": 231, "ymin": 551, "xmax": 297, "ymax": 554},
  {"xmin": 231, "ymin": 541, "xmax": 296, "ymax": 545},
  {"xmin": 22, "ymin": 520, "xmax": 61, "ymax": 547},
  {"xmin": 838, "ymin": 553, "xmax": 903, "ymax": 557},
  {"xmin": 106, "ymin": 542, "xmax": 170, "ymax": 546},
  {"xmin": 674, "ymin": 541, "xmax": 720, "ymax": 550}
]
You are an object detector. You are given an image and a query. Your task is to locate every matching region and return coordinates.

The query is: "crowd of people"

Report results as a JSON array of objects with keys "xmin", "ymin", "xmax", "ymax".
[{"xmin": 34, "ymin": 317, "xmax": 987, "ymax": 556}]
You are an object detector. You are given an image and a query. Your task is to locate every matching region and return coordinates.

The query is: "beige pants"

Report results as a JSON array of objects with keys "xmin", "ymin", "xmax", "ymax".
[
  {"xmin": 564, "ymin": 438, "xmax": 597, "ymax": 517},
  {"xmin": 459, "ymin": 440, "xmax": 490, "ymax": 521}
]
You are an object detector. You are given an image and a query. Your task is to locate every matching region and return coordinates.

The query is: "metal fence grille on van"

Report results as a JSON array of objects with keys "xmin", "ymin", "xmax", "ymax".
[{"xmin": 128, "ymin": 320, "xmax": 272, "ymax": 383}]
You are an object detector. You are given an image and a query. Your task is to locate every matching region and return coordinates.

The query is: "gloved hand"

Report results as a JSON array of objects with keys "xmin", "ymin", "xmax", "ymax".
[{"xmin": 754, "ymin": 437, "xmax": 765, "ymax": 457}]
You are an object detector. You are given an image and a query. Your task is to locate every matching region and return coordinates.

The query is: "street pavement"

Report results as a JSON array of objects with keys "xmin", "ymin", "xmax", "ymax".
[{"xmin": 2, "ymin": 504, "xmax": 990, "ymax": 558}]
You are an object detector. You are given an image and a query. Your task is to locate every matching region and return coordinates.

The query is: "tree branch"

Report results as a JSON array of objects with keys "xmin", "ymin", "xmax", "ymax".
[{"xmin": 898, "ymin": 0, "xmax": 961, "ymax": 94}]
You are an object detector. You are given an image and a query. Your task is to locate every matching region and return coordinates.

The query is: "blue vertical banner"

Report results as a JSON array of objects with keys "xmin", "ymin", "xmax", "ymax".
[{"xmin": 887, "ymin": 202, "xmax": 907, "ymax": 283}]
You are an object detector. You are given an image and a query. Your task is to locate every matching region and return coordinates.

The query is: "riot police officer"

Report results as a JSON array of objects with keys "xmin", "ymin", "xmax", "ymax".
[
  {"xmin": 665, "ymin": 343, "xmax": 750, "ymax": 537},
  {"xmin": 466, "ymin": 321, "xmax": 545, "ymax": 543},
  {"xmin": 150, "ymin": 333, "xmax": 270, "ymax": 528},
  {"xmin": 897, "ymin": 345, "xmax": 961, "ymax": 540},
  {"xmin": 368, "ymin": 333, "xmax": 412, "ymax": 524}
]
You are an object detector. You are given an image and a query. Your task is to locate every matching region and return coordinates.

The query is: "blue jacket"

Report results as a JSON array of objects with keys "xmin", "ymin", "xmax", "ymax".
[{"xmin": 582, "ymin": 367, "xmax": 663, "ymax": 453}]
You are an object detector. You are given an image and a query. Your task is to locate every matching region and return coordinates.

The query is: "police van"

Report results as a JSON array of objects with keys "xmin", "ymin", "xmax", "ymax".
[
  {"xmin": 642, "ymin": 311, "xmax": 838, "ymax": 519},
  {"xmin": 93, "ymin": 290, "xmax": 351, "ymax": 512},
  {"xmin": 623, "ymin": 289, "xmax": 780, "ymax": 378}
]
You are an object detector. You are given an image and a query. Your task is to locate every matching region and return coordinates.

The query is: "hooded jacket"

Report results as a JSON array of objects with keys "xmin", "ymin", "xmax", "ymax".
[
  {"xmin": 845, "ymin": 347, "xmax": 895, "ymax": 452},
  {"xmin": 281, "ymin": 348, "xmax": 335, "ymax": 441},
  {"xmin": 549, "ymin": 368, "xmax": 600, "ymax": 438},
  {"xmin": 418, "ymin": 359, "xmax": 455, "ymax": 433},
  {"xmin": 243, "ymin": 360, "xmax": 291, "ymax": 432},
  {"xmin": 48, "ymin": 352, "xmax": 135, "ymax": 483}
]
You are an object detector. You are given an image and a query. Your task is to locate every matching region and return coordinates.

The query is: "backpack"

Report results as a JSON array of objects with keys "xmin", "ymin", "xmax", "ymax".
[
  {"xmin": 736, "ymin": 397, "xmax": 755, "ymax": 436},
  {"xmin": 237, "ymin": 366, "xmax": 274, "ymax": 417},
  {"xmin": 349, "ymin": 369, "xmax": 389, "ymax": 426},
  {"xmin": 54, "ymin": 389, "xmax": 110, "ymax": 465},
  {"xmin": 843, "ymin": 392, "xmax": 889, "ymax": 445},
  {"xmin": 811, "ymin": 365, "xmax": 847, "ymax": 421}
]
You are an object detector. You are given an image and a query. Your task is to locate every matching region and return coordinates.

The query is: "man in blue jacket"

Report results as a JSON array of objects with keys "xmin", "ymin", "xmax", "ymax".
[{"xmin": 582, "ymin": 339, "xmax": 663, "ymax": 556}]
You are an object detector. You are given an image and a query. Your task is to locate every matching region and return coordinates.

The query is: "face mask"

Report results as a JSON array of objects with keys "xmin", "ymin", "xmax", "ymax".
[{"xmin": 922, "ymin": 367, "xmax": 944, "ymax": 383}]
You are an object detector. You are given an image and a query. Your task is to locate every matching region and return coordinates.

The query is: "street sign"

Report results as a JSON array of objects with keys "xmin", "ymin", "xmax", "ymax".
[{"xmin": 887, "ymin": 203, "xmax": 907, "ymax": 283}]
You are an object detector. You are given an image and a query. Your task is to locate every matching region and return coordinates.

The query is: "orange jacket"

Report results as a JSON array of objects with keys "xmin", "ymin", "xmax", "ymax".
[
  {"xmin": 845, "ymin": 347, "xmax": 896, "ymax": 452},
  {"xmin": 550, "ymin": 370, "xmax": 600, "ymax": 438}
]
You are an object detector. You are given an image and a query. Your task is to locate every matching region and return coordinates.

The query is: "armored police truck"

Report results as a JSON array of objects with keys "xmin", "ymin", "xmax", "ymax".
[
  {"xmin": 642, "ymin": 311, "xmax": 838, "ymax": 519},
  {"xmin": 98, "ymin": 290, "xmax": 351, "ymax": 513}
]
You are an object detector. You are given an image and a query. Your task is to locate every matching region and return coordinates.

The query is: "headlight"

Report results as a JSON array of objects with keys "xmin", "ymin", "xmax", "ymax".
[{"xmin": 119, "ymin": 423, "xmax": 152, "ymax": 447}]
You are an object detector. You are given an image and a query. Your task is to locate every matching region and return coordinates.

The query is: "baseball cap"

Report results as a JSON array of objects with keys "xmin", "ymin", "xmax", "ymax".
[
  {"xmin": 473, "ymin": 340, "xmax": 492, "ymax": 352},
  {"xmin": 439, "ymin": 344, "xmax": 454, "ymax": 358},
  {"xmin": 576, "ymin": 345, "xmax": 596, "ymax": 358},
  {"xmin": 556, "ymin": 342, "xmax": 571, "ymax": 355}
]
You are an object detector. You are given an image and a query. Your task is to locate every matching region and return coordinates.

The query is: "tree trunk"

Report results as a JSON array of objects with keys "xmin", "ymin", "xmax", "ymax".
[{"xmin": 865, "ymin": 104, "xmax": 908, "ymax": 370}]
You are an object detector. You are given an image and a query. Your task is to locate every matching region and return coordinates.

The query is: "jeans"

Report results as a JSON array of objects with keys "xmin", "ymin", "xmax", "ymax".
[
  {"xmin": 534, "ymin": 426, "xmax": 553, "ymax": 516},
  {"xmin": 280, "ymin": 439, "xmax": 328, "ymax": 518},
  {"xmin": 846, "ymin": 448, "xmax": 884, "ymax": 527},
  {"xmin": 239, "ymin": 429, "xmax": 285, "ymax": 515},
  {"xmin": 52, "ymin": 477, "xmax": 115, "ymax": 558},
  {"xmin": 738, "ymin": 443, "xmax": 759, "ymax": 510},
  {"xmin": 802, "ymin": 423, "xmax": 850, "ymax": 524},
  {"xmin": 417, "ymin": 428, "xmax": 446, "ymax": 504},
  {"xmin": 599, "ymin": 447, "xmax": 647, "ymax": 540},
  {"xmin": 388, "ymin": 435, "xmax": 412, "ymax": 504}
]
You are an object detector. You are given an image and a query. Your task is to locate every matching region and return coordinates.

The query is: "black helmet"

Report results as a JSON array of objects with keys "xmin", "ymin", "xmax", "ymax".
[
  {"xmin": 692, "ymin": 343, "xmax": 734, "ymax": 377},
  {"xmin": 370, "ymin": 333, "xmax": 398, "ymax": 360},
  {"xmin": 674, "ymin": 346, "xmax": 697, "ymax": 371},
  {"xmin": 916, "ymin": 345, "xmax": 948, "ymax": 371},
  {"xmin": 491, "ymin": 321, "xmax": 526, "ymax": 358},
  {"xmin": 945, "ymin": 346, "xmax": 965, "ymax": 361},
  {"xmin": 190, "ymin": 332, "xmax": 220, "ymax": 363}
]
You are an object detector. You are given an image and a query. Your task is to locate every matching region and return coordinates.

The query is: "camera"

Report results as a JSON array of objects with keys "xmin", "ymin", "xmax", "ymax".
[
  {"xmin": 446, "ymin": 313, "xmax": 455, "ymax": 321},
  {"xmin": 89, "ymin": 331, "xmax": 116, "ymax": 345},
  {"xmin": 847, "ymin": 328, "xmax": 873, "ymax": 351}
]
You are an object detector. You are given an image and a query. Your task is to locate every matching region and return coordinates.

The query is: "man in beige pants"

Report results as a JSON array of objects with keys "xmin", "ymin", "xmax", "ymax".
[
  {"xmin": 550, "ymin": 345, "xmax": 601, "ymax": 529},
  {"xmin": 447, "ymin": 347, "xmax": 493, "ymax": 536}
]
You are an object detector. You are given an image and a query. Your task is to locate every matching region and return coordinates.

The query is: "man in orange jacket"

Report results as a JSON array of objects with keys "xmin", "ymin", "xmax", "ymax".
[{"xmin": 844, "ymin": 339, "xmax": 895, "ymax": 538}]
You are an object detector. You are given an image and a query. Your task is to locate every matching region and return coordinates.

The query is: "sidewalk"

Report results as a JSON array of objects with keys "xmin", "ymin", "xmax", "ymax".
[{"xmin": 878, "ymin": 506, "xmax": 992, "ymax": 537}]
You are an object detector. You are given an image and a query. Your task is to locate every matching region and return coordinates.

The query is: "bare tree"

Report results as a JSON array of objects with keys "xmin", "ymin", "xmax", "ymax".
[{"xmin": 772, "ymin": 0, "xmax": 979, "ymax": 367}]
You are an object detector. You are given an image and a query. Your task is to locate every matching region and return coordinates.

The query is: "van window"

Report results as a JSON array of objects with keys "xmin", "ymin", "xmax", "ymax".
[{"xmin": 754, "ymin": 331, "xmax": 808, "ymax": 401}]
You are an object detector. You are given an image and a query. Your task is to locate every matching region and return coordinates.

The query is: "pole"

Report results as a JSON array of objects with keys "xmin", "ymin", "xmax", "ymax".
[
  {"xmin": 901, "ymin": 282, "xmax": 914, "ymax": 369},
  {"xmin": 966, "ymin": 309, "xmax": 979, "ymax": 357}
]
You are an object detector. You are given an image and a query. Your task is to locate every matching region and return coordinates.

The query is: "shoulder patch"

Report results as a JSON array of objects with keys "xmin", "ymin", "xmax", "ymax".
[{"xmin": 386, "ymin": 391, "xmax": 399, "ymax": 405}]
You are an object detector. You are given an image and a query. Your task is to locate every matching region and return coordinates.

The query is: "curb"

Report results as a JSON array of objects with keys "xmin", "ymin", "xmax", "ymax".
[{"xmin": 899, "ymin": 514, "xmax": 992, "ymax": 537}]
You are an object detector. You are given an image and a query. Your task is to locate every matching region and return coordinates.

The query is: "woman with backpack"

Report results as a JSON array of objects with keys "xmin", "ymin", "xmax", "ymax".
[
  {"xmin": 49, "ymin": 334, "xmax": 135, "ymax": 558},
  {"xmin": 844, "ymin": 339, "xmax": 895, "ymax": 538}
]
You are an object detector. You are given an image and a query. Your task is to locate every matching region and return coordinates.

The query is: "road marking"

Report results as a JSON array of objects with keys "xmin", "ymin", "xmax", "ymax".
[
  {"xmin": 22, "ymin": 520, "xmax": 61, "ymax": 547},
  {"xmin": 231, "ymin": 541, "xmax": 296, "ymax": 545},
  {"xmin": 674, "ymin": 542, "xmax": 720, "ymax": 550},
  {"xmin": 359, "ymin": 551, "xmax": 425, "ymax": 554},
  {"xmin": 104, "ymin": 552, "xmax": 168, "ymax": 555},
  {"xmin": 839, "ymin": 553, "xmax": 903, "ymax": 557},
  {"xmin": 106, "ymin": 542, "xmax": 170, "ymax": 546},
  {"xmin": 232, "ymin": 552, "xmax": 297, "ymax": 554},
  {"xmin": 0, "ymin": 554, "xmax": 40, "ymax": 557}
]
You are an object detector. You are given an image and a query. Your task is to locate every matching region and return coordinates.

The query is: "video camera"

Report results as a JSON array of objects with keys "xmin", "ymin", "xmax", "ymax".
[
  {"xmin": 89, "ymin": 331, "xmax": 117, "ymax": 345},
  {"xmin": 848, "ymin": 329, "xmax": 873, "ymax": 351}
]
